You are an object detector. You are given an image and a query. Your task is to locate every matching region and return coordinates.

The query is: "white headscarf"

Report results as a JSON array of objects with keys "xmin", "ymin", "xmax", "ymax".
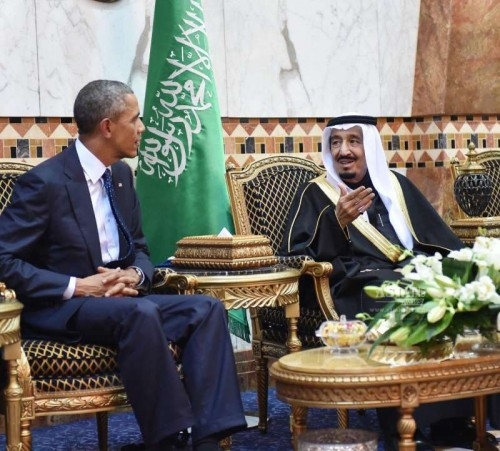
[{"xmin": 321, "ymin": 113, "xmax": 414, "ymax": 250}]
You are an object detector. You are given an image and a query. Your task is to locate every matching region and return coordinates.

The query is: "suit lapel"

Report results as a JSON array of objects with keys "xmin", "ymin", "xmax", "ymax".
[{"xmin": 63, "ymin": 146, "xmax": 103, "ymax": 268}]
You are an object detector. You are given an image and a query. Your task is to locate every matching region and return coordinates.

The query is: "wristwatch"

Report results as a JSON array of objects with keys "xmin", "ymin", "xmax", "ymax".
[{"xmin": 130, "ymin": 266, "xmax": 145, "ymax": 287}]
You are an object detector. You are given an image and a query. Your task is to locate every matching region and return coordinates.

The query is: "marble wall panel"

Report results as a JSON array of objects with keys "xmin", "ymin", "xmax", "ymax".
[
  {"xmin": 204, "ymin": 0, "xmax": 227, "ymax": 116},
  {"xmin": 0, "ymin": 0, "xmax": 39, "ymax": 116},
  {"xmin": 413, "ymin": 0, "xmax": 500, "ymax": 115},
  {"xmin": 445, "ymin": 0, "xmax": 500, "ymax": 114},
  {"xmin": 0, "ymin": 0, "xmax": 421, "ymax": 118},
  {"xmin": 412, "ymin": 0, "xmax": 452, "ymax": 116},
  {"xmin": 377, "ymin": 0, "xmax": 421, "ymax": 116},
  {"xmin": 35, "ymin": 0, "xmax": 153, "ymax": 116},
  {"xmin": 222, "ymin": 0, "xmax": 419, "ymax": 117}
]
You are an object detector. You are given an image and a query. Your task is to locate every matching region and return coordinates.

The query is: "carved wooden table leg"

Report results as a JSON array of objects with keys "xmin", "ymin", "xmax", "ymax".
[
  {"xmin": 473, "ymin": 396, "xmax": 497, "ymax": 451},
  {"xmin": 272, "ymin": 348, "xmax": 500, "ymax": 451},
  {"xmin": 285, "ymin": 302, "xmax": 301, "ymax": 353},
  {"xmin": 291, "ymin": 404, "xmax": 308, "ymax": 451},
  {"xmin": 3, "ymin": 341, "xmax": 22, "ymax": 451},
  {"xmin": 337, "ymin": 408, "xmax": 349, "ymax": 429},
  {"xmin": 397, "ymin": 406, "xmax": 417, "ymax": 451}
]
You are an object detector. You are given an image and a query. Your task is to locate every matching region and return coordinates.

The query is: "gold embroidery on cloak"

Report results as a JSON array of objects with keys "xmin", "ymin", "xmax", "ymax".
[{"xmin": 312, "ymin": 174, "xmax": 413, "ymax": 263}]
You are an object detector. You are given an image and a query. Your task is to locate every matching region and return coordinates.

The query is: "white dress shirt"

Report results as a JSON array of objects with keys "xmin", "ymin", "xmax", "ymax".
[{"xmin": 63, "ymin": 140, "xmax": 120, "ymax": 299}]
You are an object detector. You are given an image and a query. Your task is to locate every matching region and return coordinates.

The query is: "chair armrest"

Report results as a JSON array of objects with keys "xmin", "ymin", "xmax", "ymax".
[
  {"xmin": 300, "ymin": 260, "xmax": 338, "ymax": 321},
  {"xmin": 152, "ymin": 267, "xmax": 198, "ymax": 294},
  {"xmin": 153, "ymin": 260, "xmax": 338, "ymax": 320},
  {"xmin": 276, "ymin": 255, "xmax": 313, "ymax": 269},
  {"xmin": 277, "ymin": 256, "xmax": 338, "ymax": 321}
]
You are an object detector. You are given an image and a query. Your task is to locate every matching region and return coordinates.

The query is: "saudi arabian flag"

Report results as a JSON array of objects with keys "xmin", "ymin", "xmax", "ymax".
[{"xmin": 136, "ymin": 0, "xmax": 250, "ymax": 342}]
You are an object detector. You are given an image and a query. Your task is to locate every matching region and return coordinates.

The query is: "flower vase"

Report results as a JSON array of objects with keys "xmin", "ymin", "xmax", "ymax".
[
  {"xmin": 453, "ymin": 329, "xmax": 484, "ymax": 357},
  {"xmin": 368, "ymin": 339, "xmax": 454, "ymax": 366},
  {"xmin": 465, "ymin": 321, "xmax": 500, "ymax": 355}
]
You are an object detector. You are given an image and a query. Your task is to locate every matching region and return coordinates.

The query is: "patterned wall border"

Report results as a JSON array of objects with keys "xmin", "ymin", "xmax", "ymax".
[{"xmin": 1, "ymin": 115, "xmax": 499, "ymax": 169}]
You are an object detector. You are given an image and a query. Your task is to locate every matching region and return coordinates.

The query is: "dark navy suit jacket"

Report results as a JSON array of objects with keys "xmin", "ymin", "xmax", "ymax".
[{"xmin": 0, "ymin": 144, "xmax": 154, "ymax": 340}]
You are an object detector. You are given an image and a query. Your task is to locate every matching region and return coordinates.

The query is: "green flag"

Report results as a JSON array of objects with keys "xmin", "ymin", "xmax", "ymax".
[{"xmin": 136, "ymin": 0, "xmax": 250, "ymax": 342}]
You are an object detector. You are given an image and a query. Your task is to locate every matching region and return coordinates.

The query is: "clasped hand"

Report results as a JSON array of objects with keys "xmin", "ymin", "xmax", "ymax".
[
  {"xmin": 75, "ymin": 266, "xmax": 141, "ymax": 298},
  {"xmin": 335, "ymin": 183, "xmax": 375, "ymax": 229}
]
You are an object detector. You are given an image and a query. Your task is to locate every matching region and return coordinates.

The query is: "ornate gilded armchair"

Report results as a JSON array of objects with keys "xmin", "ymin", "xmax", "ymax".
[
  {"xmin": 225, "ymin": 155, "xmax": 338, "ymax": 431},
  {"xmin": 0, "ymin": 161, "xmax": 182, "ymax": 451},
  {"xmin": 450, "ymin": 147, "xmax": 500, "ymax": 245}
]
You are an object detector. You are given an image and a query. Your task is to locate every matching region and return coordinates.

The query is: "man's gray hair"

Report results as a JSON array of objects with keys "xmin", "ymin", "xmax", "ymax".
[{"xmin": 74, "ymin": 80, "xmax": 134, "ymax": 135}]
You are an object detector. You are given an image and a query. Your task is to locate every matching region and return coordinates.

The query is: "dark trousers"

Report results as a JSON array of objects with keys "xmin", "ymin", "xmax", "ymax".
[{"xmin": 71, "ymin": 294, "xmax": 247, "ymax": 446}]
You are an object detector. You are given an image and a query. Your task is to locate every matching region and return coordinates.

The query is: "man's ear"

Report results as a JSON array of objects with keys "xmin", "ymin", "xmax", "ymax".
[{"xmin": 99, "ymin": 118, "xmax": 112, "ymax": 138}]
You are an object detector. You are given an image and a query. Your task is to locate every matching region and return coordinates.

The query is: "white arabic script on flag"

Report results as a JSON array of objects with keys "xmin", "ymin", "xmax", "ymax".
[{"xmin": 139, "ymin": 1, "xmax": 215, "ymax": 186}]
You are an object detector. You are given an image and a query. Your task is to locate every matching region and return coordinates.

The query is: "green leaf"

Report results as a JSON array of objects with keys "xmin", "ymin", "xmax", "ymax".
[
  {"xmin": 403, "ymin": 311, "xmax": 454, "ymax": 346},
  {"xmin": 401, "ymin": 322, "xmax": 428, "ymax": 346},
  {"xmin": 367, "ymin": 326, "xmax": 400, "ymax": 357},
  {"xmin": 442, "ymin": 258, "xmax": 477, "ymax": 284}
]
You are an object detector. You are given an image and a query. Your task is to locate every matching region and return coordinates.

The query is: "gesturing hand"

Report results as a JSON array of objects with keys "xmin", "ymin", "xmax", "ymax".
[{"xmin": 335, "ymin": 183, "xmax": 375, "ymax": 229}]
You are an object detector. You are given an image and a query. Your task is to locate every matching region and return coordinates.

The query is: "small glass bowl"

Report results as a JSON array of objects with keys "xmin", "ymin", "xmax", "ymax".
[{"xmin": 315, "ymin": 315, "xmax": 367, "ymax": 353}]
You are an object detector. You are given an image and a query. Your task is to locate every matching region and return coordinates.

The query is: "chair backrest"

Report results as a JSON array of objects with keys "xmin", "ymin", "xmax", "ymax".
[
  {"xmin": 226, "ymin": 156, "xmax": 325, "ymax": 253},
  {"xmin": 452, "ymin": 150, "xmax": 500, "ymax": 218},
  {"xmin": 0, "ymin": 162, "xmax": 34, "ymax": 213}
]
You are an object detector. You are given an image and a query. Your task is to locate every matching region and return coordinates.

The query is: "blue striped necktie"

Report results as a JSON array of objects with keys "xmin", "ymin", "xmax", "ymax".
[{"xmin": 102, "ymin": 168, "xmax": 133, "ymax": 268}]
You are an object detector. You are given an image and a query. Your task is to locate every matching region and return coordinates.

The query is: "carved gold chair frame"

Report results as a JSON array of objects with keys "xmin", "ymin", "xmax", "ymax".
[{"xmin": 225, "ymin": 155, "xmax": 345, "ymax": 431}]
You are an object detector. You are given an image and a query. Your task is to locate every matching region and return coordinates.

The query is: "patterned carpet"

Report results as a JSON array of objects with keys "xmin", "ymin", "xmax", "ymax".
[
  {"xmin": 0, "ymin": 388, "xmax": 383, "ymax": 451},
  {"xmin": 0, "ymin": 389, "xmax": 496, "ymax": 450}
]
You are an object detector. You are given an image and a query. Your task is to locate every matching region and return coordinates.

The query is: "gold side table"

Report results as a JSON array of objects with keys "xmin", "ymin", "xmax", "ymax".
[
  {"xmin": 0, "ymin": 283, "xmax": 23, "ymax": 451},
  {"xmin": 154, "ymin": 264, "xmax": 302, "ymax": 433},
  {"xmin": 270, "ymin": 347, "xmax": 500, "ymax": 451}
]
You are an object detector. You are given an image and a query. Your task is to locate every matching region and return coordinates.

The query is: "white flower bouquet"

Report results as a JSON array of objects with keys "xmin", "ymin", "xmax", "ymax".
[{"xmin": 358, "ymin": 236, "xmax": 500, "ymax": 355}]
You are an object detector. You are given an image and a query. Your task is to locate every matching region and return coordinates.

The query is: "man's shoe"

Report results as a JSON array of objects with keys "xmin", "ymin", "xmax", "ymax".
[{"xmin": 120, "ymin": 429, "xmax": 191, "ymax": 451}]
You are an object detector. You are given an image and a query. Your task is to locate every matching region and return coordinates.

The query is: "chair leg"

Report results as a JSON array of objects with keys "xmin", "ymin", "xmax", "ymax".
[
  {"xmin": 20, "ymin": 417, "xmax": 33, "ymax": 451},
  {"xmin": 256, "ymin": 356, "xmax": 269, "ymax": 433},
  {"xmin": 219, "ymin": 435, "xmax": 232, "ymax": 450},
  {"xmin": 96, "ymin": 411, "xmax": 108, "ymax": 451}
]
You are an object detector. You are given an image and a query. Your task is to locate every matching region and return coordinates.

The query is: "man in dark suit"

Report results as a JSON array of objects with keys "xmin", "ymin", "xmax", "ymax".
[{"xmin": 0, "ymin": 80, "xmax": 246, "ymax": 451}]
